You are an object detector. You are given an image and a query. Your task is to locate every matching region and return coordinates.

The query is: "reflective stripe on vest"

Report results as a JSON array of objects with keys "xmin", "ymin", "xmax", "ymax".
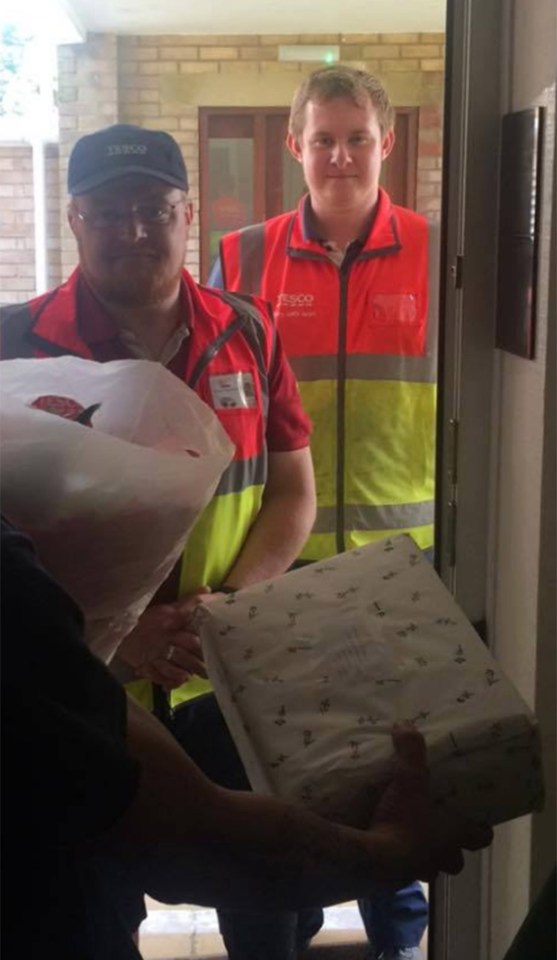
[
  {"xmin": 222, "ymin": 222, "xmax": 267, "ymax": 294},
  {"xmin": 215, "ymin": 451, "xmax": 267, "ymax": 495},
  {"xmin": 289, "ymin": 353, "xmax": 436, "ymax": 383},
  {"xmin": 312, "ymin": 501, "xmax": 435, "ymax": 533}
]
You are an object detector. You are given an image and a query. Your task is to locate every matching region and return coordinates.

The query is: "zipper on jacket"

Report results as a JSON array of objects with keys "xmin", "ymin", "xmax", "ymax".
[
  {"xmin": 336, "ymin": 266, "xmax": 350, "ymax": 555},
  {"xmin": 335, "ymin": 243, "xmax": 365, "ymax": 554}
]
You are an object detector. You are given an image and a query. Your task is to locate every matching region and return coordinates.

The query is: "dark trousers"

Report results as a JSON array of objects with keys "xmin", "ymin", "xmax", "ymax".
[{"xmin": 171, "ymin": 693, "xmax": 428, "ymax": 959}]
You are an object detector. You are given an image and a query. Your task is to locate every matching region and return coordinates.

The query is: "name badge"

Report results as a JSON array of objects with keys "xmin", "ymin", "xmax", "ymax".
[{"xmin": 209, "ymin": 372, "xmax": 257, "ymax": 410}]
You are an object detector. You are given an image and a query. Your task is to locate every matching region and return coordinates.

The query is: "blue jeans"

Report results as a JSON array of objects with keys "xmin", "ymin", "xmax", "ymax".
[
  {"xmin": 217, "ymin": 908, "xmax": 321, "ymax": 960},
  {"xmin": 358, "ymin": 883, "xmax": 428, "ymax": 952},
  {"xmin": 171, "ymin": 694, "xmax": 428, "ymax": 959}
]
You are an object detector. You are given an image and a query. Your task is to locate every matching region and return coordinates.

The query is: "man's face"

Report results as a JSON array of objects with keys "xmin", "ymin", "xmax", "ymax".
[
  {"xmin": 68, "ymin": 175, "xmax": 193, "ymax": 306},
  {"xmin": 287, "ymin": 96, "xmax": 394, "ymax": 213}
]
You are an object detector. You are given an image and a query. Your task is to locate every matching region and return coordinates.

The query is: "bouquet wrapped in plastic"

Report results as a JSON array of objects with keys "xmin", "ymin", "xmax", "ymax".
[
  {"xmin": 0, "ymin": 356, "xmax": 234, "ymax": 662},
  {"xmin": 200, "ymin": 535, "xmax": 544, "ymax": 829}
]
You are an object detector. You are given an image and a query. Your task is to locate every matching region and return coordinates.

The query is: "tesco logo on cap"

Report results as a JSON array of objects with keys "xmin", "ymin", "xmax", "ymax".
[{"xmin": 105, "ymin": 144, "xmax": 148, "ymax": 156}]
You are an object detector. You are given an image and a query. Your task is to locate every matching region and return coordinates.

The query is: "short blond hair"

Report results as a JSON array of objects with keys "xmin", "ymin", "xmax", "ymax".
[{"xmin": 289, "ymin": 66, "xmax": 395, "ymax": 139}]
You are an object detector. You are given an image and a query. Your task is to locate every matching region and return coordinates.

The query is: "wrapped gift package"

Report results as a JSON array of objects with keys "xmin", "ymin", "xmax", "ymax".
[
  {"xmin": 0, "ymin": 356, "xmax": 234, "ymax": 661},
  {"xmin": 200, "ymin": 535, "xmax": 544, "ymax": 828}
]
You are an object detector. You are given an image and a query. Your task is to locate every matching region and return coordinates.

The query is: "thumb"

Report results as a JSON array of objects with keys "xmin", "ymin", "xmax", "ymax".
[
  {"xmin": 159, "ymin": 603, "xmax": 187, "ymax": 631},
  {"xmin": 196, "ymin": 585, "xmax": 212, "ymax": 597},
  {"xmin": 391, "ymin": 723, "xmax": 429, "ymax": 785},
  {"xmin": 174, "ymin": 587, "xmax": 212, "ymax": 615}
]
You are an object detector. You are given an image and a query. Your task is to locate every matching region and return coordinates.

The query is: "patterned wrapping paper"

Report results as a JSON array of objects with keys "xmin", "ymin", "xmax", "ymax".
[{"xmin": 200, "ymin": 535, "xmax": 544, "ymax": 828}]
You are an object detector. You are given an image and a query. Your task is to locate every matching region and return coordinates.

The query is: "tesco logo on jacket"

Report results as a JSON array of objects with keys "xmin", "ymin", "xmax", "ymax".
[{"xmin": 276, "ymin": 293, "xmax": 315, "ymax": 307}]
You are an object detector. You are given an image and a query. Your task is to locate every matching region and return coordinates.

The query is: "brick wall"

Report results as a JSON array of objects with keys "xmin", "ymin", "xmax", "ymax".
[
  {"xmin": 1, "ymin": 30, "xmax": 444, "ymax": 293},
  {"xmin": 57, "ymin": 34, "xmax": 119, "ymax": 279},
  {"xmin": 0, "ymin": 142, "xmax": 63, "ymax": 304},
  {"xmin": 0, "ymin": 145, "xmax": 35, "ymax": 304},
  {"xmin": 46, "ymin": 143, "xmax": 63, "ymax": 289}
]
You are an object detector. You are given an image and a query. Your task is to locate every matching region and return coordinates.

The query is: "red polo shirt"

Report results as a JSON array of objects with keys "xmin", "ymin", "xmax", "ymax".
[{"xmin": 75, "ymin": 270, "xmax": 311, "ymax": 452}]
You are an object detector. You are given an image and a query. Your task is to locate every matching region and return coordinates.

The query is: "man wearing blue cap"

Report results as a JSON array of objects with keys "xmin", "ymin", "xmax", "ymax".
[
  {"xmin": 1, "ymin": 123, "xmax": 318, "ymax": 951},
  {"xmin": 1, "ymin": 122, "xmax": 315, "ymax": 697}
]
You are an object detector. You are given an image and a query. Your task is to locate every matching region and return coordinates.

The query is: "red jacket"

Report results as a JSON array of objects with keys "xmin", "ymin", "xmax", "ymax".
[{"xmin": 1, "ymin": 267, "xmax": 310, "ymax": 469}]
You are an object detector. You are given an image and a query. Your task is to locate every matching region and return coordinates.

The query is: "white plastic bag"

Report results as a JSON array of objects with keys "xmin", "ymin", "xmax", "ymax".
[{"xmin": 0, "ymin": 357, "xmax": 234, "ymax": 662}]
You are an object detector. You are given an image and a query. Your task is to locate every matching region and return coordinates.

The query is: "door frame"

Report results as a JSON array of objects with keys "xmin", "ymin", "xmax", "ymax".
[{"xmin": 433, "ymin": 0, "xmax": 504, "ymax": 957}]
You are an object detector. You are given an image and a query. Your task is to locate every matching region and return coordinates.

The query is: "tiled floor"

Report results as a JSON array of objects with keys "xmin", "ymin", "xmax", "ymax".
[
  {"xmin": 140, "ymin": 889, "xmax": 429, "ymax": 960},
  {"xmin": 139, "ymin": 899, "xmax": 368, "ymax": 959}
]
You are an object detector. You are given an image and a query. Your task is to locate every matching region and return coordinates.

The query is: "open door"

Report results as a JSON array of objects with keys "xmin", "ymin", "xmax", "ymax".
[{"xmin": 433, "ymin": 0, "xmax": 504, "ymax": 957}]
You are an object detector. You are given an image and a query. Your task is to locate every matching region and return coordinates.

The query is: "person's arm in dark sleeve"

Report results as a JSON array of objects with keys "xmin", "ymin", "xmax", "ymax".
[
  {"xmin": 1, "ymin": 520, "xmax": 140, "ymax": 845},
  {"xmin": 1, "ymin": 521, "xmax": 492, "ymax": 912},
  {"xmin": 108, "ymin": 700, "xmax": 491, "ymax": 911}
]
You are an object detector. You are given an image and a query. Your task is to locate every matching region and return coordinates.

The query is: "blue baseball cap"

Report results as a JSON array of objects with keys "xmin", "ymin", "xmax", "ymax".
[{"xmin": 67, "ymin": 124, "xmax": 189, "ymax": 195}]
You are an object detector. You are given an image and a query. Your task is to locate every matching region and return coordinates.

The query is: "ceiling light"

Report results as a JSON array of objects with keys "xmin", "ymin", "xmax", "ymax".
[{"xmin": 278, "ymin": 45, "xmax": 340, "ymax": 64}]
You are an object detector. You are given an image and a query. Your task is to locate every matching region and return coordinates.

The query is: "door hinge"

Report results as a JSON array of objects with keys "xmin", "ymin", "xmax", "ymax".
[
  {"xmin": 446, "ymin": 419, "xmax": 459, "ymax": 568},
  {"xmin": 448, "ymin": 417, "xmax": 459, "ymax": 484},
  {"xmin": 446, "ymin": 499, "xmax": 457, "ymax": 568},
  {"xmin": 450, "ymin": 254, "xmax": 464, "ymax": 289}
]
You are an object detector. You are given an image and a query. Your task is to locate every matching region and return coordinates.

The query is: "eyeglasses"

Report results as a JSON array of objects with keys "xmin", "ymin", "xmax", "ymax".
[{"xmin": 75, "ymin": 199, "xmax": 185, "ymax": 231}]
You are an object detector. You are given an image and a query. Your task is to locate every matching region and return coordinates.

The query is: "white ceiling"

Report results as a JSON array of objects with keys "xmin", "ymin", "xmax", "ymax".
[{"xmin": 60, "ymin": 0, "xmax": 446, "ymax": 38}]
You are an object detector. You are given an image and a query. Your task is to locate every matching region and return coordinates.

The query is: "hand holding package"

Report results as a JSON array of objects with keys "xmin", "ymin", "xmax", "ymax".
[{"xmin": 200, "ymin": 535, "xmax": 544, "ymax": 828}]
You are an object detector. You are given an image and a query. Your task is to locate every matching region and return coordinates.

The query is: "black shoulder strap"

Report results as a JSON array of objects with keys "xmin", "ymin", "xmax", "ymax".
[
  {"xmin": 0, "ymin": 288, "xmax": 68, "ymax": 359},
  {"xmin": 217, "ymin": 289, "xmax": 268, "ymax": 332},
  {"xmin": 217, "ymin": 289, "xmax": 274, "ymax": 380},
  {"xmin": 0, "ymin": 303, "xmax": 37, "ymax": 359},
  {"xmin": 190, "ymin": 289, "xmax": 274, "ymax": 391}
]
